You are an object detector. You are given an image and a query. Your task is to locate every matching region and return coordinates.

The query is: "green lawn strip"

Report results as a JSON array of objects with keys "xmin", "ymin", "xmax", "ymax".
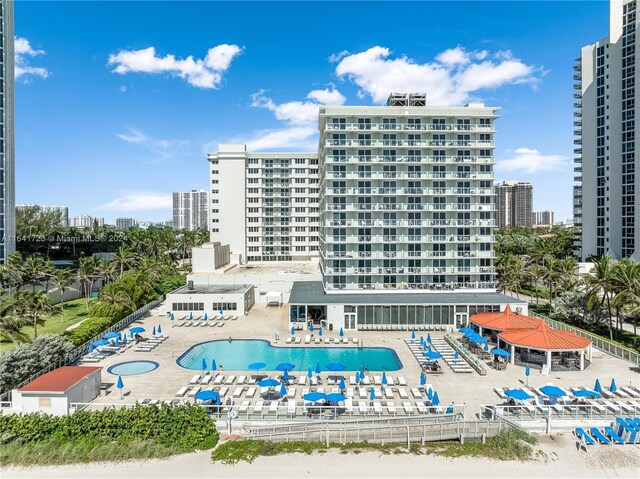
[{"xmin": 211, "ymin": 429, "xmax": 537, "ymax": 465}]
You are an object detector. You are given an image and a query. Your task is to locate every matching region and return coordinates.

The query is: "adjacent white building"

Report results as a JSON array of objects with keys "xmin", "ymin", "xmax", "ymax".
[
  {"xmin": 208, "ymin": 144, "xmax": 320, "ymax": 262},
  {"xmin": 0, "ymin": 0, "xmax": 14, "ymax": 262},
  {"xmin": 172, "ymin": 190, "xmax": 208, "ymax": 231},
  {"xmin": 534, "ymin": 210, "xmax": 555, "ymax": 227},
  {"xmin": 115, "ymin": 217, "xmax": 138, "ymax": 230},
  {"xmin": 574, "ymin": 0, "xmax": 639, "ymax": 259},
  {"xmin": 69, "ymin": 215, "xmax": 104, "ymax": 229}
]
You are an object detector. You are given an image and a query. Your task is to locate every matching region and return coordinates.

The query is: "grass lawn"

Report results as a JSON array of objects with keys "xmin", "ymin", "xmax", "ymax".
[{"xmin": 0, "ymin": 297, "xmax": 95, "ymax": 352}]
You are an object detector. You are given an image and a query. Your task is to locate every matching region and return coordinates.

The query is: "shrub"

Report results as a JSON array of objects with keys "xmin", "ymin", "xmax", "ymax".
[
  {"xmin": 154, "ymin": 273, "xmax": 186, "ymax": 295},
  {"xmin": 0, "ymin": 335, "xmax": 75, "ymax": 393},
  {"xmin": 62, "ymin": 316, "xmax": 117, "ymax": 346},
  {"xmin": 88, "ymin": 301, "xmax": 127, "ymax": 321}
]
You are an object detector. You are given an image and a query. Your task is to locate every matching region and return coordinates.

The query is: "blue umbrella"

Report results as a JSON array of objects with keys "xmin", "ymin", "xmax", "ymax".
[
  {"xmin": 338, "ymin": 377, "xmax": 346, "ymax": 390},
  {"xmin": 540, "ymin": 385, "xmax": 566, "ymax": 397},
  {"xmin": 491, "ymin": 348, "xmax": 510, "ymax": 358},
  {"xmin": 454, "ymin": 349, "xmax": 459, "ymax": 359},
  {"xmin": 315, "ymin": 361, "xmax": 322, "ymax": 374},
  {"xmin": 279, "ymin": 382, "xmax": 287, "ymax": 396},
  {"xmin": 304, "ymin": 392, "xmax": 326, "ymax": 402},
  {"xmin": 103, "ymin": 332, "xmax": 119, "ymax": 339},
  {"xmin": 420, "ymin": 336, "xmax": 424, "ymax": 345},
  {"xmin": 189, "ymin": 311, "xmax": 193, "ymax": 320},
  {"xmin": 259, "ymin": 378, "xmax": 280, "ymax": 388},
  {"xmin": 203, "ymin": 313, "xmax": 208, "ymax": 321},
  {"xmin": 427, "ymin": 333, "xmax": 432, "ymax": 343},
  {"xmin": 122, "ymin": 334, "xmax": 127, "ymax": 344},
  {"xmin": 326, "ymin": 393, "xmax": 347, "ymax": 403},
  {"xmin": 309, "ymin": 323, "xmax": 314, "ymax": 332},
  {"xmin": 339, "ymin": 327, "xmax": 344, "ymax": 337},
  {"xmin": 525, "ymin": 364, "xmax": 531, "ymax": 377},
  {"xmin": 211, "ymin": 359, "xmax": 217, "ymax": 371},
  {"xmin": 130, "ymin": 327, "xmax": 145, "ymax": 334},
  {"xmin": 431, "ymin": 391, "xmax": 440, "ymax": 406},
  {"xmin": 307, "ymin": 368, "xmax": 313, "ymax": 378},
  {"xmin": 483, "ymin": 342, "xmax": 489, "ymax": 352},
  {"xmin": 91, "ymin": 339, "xmax": 110, "ymax": 347},
  {"xmin": 170, "ymin": 313, "xmax": 175, "ymax": 321},
  {"xmin": 283, "ymin": 369, "xmax": 290, "ymax": 381},
  {"xmin": 355, "ymin": 371, "xmax": 361, "ymax": 383},
  {"xmin": 276, "ymin": 362, "xmax": 296, "ymax": 372},
  {"xmin": 427, "ymin": 388, "xmax": 433, "ymax": 400},
  {"xmin": 157, "ymin": 324, "xmax": 162, "ymax": 334},
  {"xmin": 319, "ymin": 327, "xmax": 323, "ymax": 336},
  {"xmin": 594, "ymin": 378, "xmax": 602, "ymax": 393},
  {"xmin": 610, "ymin": 378, "xmax": 617, "ymax": 393},
  {"xmin": 423, "ymin": 351, "xmax": 442, "ymax": 360},
  {"xmin": 248, "ymin": 362, "xmax": 267, "ymax": 372},
  {"xmin": 574, "ymin": 389, "xmax": 601, "ymax": 398},
  {"xmin": 504, "ymin": 388, "xmax": 532, "ymax": 400},
  {"xmin": 201, "ymin": 358, "xmax": 207, "ymax": 371},
  {"xmin": 195, "ymin": 390, "xmax": 220, "ymax": 404},
  {"xmin": 291, "ymin": 326, "xmax": 295, "ymax": 336},
  {"xmin": 89, "ymin": 344, "xmax": 95, "ymax": 353},
  {"xmin": 369, "ymin": 387, "xmax": 375, "ymax": 401},
  {"xmin": 382, "ymin": 371, "xmax": 388, "ymax": 385},
  {"xmin": 411, "ymin": 329, "xmax": 416, "ymax": 339},
  {"xmin": 458, "ymin": 327, "xmax": 473, "ymax": 334},
  {"xmin": 152, "ymin": 326, "xmax": 156, "ymax": 336},
  {"xmin": 420, "ymin": 372, "xmax": 426, "ymax": 386},
  {"xmin": 219, "ymin": 308, "xmax": 223, "ymax": 317},
  {"xmin": 326, "ymin": 363, "xmax": 346, "ymax": 372},
  {"xmin": 114, "ymin": 337, "xmax": 120, "ymax": 347},
  {"xmin": 117, "ymin": 375, "xmax": 124, "ymax": 399},
  {"xmin": 360, "ymin": 367, "xmax": 365, "ymax": 380}
]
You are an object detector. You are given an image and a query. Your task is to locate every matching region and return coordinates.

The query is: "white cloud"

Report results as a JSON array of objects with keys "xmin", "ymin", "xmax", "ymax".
[
  {"xmin": 107, "ymin": 44, "xmax": 243, "ymax": 89},
  {"xmin": 334, "ymin": 45, "xmax": 538, "ymax": 105},
  {"xmin": 307, "ymin": 87, "xmax": 346, "ymax": 105},
  {"xmin": 116, "ymin": 128, "xmax": 188, "ymax": 160},
  {"xmin": 244, "ymin": 126, "xmax": 318, "ymax": 151},
  {"xmin": 119, "ymin": 85, "xmax": 127, "ymax": 93},
  {"xmin": 497, "ymin": 148, "xmax": 570, "ymax": 174},
  {"xmin": 328, "ymin": 50, "xmax": 349, "ymax": 63},
  {"xmin": 100, "ymin": 192, "xmax": 172, "ymax": 211},
  {"xmin": 15, "ymin": 36, "xmax": 49, "ymax": 80}
]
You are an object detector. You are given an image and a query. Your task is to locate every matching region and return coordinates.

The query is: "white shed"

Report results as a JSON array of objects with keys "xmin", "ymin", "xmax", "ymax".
[
  {"xmin": 266, "ymin": 291, "xmax": 283, "ymax": 307},
  {"xmin": 11, "ymin": 366, "xmax": 102, "ymax": 416}
]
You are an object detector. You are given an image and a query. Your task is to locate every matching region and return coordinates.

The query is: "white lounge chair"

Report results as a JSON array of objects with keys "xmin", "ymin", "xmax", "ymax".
[
  {"xmin": 305, "ymin": 335, "xmax": 311, "ymax": 344},
  {"xmin": 288, "ymin": 400, "xmax": 297, "ymax": 416},
  {"xmin": 233, "ymin": 387, "xmax": 244, "ymax": 398},
  {"xmin": 189, "ymin": 375, "xmax": 201, "ymax": 385},
  {"xmin": 253, "ymin": 400, "xmax": 264, "ymax": 415},
  {"xmin": 402, "ymin": 401, "xmax": 414, "ymax": 414},
  {"xmin": 246, "ymin": 387, "xmax": 256, "ymax": 398},
  {"xmin": 398, "ymin": 388, "xmax": 409, "ymax": 399},
  {"xmin": 373, "ymin": 402, "xmax": 382, "ymax": 414},
  {"xmin": 237, "ymin": 375, "xmax": 246, "ymax": 384},
  {"xmin": 188, "ymin": 386, "xmax": 201, "ymax": 397},
  {"xmin": 287, "ymin": 387, "xmax": 296, "ymax": 399},
  {"xmin": 175, "ymin": 386, "xmax": 190, "ymax": 397},
  {"xmin": 239, "ymin": 401, "xmax": 250, "ymax": 413},
  {"xmin": 358, "ymin": 401, "xmax": 368, "ymax": 414},
  {"xmin": 297, "ymin": 376, "xmax": 306, "ymax": 386},
  {"xmin": 201, "ymin": 375, "xmax": 212, "ymax": 384},
  {"xmin": 225, "ymin": 375, "xmax": 236, "ymax": 385},
  {"xmin": 384, "ymin": 387, "xmax": 394, "ymax": 399},
  {"xmin": 213, "ymin": 375, "xmax": 224, "ymax": 385}
]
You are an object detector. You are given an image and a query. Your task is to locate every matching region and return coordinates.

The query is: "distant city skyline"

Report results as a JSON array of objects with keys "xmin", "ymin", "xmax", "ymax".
[{"xmin": 15, "ymin": 1, "xmax": 609, "ymax": 221}]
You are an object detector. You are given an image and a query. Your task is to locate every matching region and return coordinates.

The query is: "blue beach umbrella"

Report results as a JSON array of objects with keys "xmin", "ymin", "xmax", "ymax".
[
  {"xmin": 89, "ymin": 345, "xmax": 95, "ymax": 353},
  {"xmin": 338, "ymin": 377, "xmax": 346, "ymax": 390},
  {"xmin": 423, "ymin": 351, "xmax": 442, "ymax": 360},
  {"xmin": 189, "ymin": 311, "xmax": 193, "ymax": 320},
  {"xmin": 484, "ymin": 342, "xmax": 489, "ymax": 352},
  {"xmin": 427, "ymin": 388, "xmax": 433, "ymax": 400},
  {"xmin": 326, "ymin": 363, "xmax": 346, "ymax": 372},
  {"xmin": 491, "ymin": 348, "xmax": 510, "ymax": 358},
  {"xmin": 130, "ymin": 327, "xmax": 145, "ymax": 334},
  {"xmin": 157, "ymin": 324, "xmax": 162, "ymax": 334},
  {"xmin": 420, "ymin": 372, "xmax": 426, "ymax": 386},
  {"xmin": 91, "ymin": 339, "xmax": 110, "ymax": 347},
  {"xmin": 211, "ymin": 359, "xmax": 217, "ymax": 371},
  {"xmin": 454, "ymin": 349, "xmax": 459, "ymax": 359},
  {"xmin": 369, "ymin": 387, "xmax": 375, "ymax": 401},
  {"xmin": 610, "ymin": 378, "xmax": 617, "ymax": 393},
  {"xmin": 248, "ymin": 362, "xmax": 267, "ymax": 372},
  {"xmin": 291, "ymin": 326, "xmax": 295, "ymax": 336},
  {"xmin": 122, "ymin": 335, "xmax": 127, "ymax": 344},
  {"xmin": 504, "ymin": 388, "xmax": 532, "ymax": 401},
  {"xmin": 420, "ymin": 336, "xmax": 424, "ymax": 345},
  {"xmin": 431, "ymin": 391, "xmax": 440, "ymax": 407},
  {"xmin": 594, "ymin": 378, "xmax": 602, "ymax": 393},
  {"xmin": 326, "ymin": 393, "xmax": 347, "ymax": 403},
  {"xmin": 458, "ymin": 327, "xmax": 473, "ymax": 334},
  {"xmin": 309, "ymin": 323, "xmax": 314, "ymax": 332},
  {"xmin": 540, "ymin": 385, "xmax": 566, "ymax": 397},
  {"xmin": 360, "ymin": 366, "xmax": 365, "ymax": 380},
  {"xmin": 525, "ymin": 364, "xmax": 531, "ymax": 377},
  {"xmin": 203, "ymin": 313, "xmax": 208, "ymax": 321},
  {"xmin": 117, "ymin": 375, "xmax": 124, "ymax": 399},
  {"xmin": 195, "ymin": 390, "xmax": 220, "ymax": 404},
  {"xmin": 411, "ymin": 329, "xmax": 416, "ymax": 339},
  {"xmin": 220, "ymin": 308, "xmax": 224, "ymax": 317},
  {"xmin": 304, "ymin": 392, "xmax": 326, "ymax": 402},
  {"xmin": 201, "ymin": 358, "xmax": 207, "ymax": 371},
  {"xmin": 170, "ymin": 313, "xmax": 175, "ymax": 321},
  {"xmin": 114, "ymin": 337, "xmax": 120, "ymax": 347},
  {"xmin": 103, "ymin": 332, "xmax": 119, "ymax": 339},
  {"xmin": 315, "ymin": 361, "xmax": 322, "ymax": 374},
  {"xmin": 382, "ymin": 371, "xmax": 388, "ymax": 385},
  {"xmin": 283, "ymin": 369, "xmax": 290, "ymax": 381},
  {"xmin": 307, "ymin": 368, "xmax": 313, "ymax": 379},
  {"xmin": 319, "ymin": 327, "xmax": 323, "ymax": 336},
  {"xmin": 355, "ymin": 371, "xmax": 361, "ymax": 383},
  {"xmin": 276, "ymin": 362, "xmax": 296, "ymax": 372},
  {"xmin": 152, "ymin": 326, "xmax": 156, "ymax": 336},
  {"xmin": 259, "ymin": 378, "xmax": 280, "ymax": 388},
  {"xmin": 339, "ymin": 327, "xmax": 344, "ymax": 337},
  {"xmin": 427, "ymin": 333, "xmax": 431, "ymax": 343},
  {"xmin": 574, "ymin": 389, "xmax": 601, "ymax": 398},
  {"xmin": 280, "ymin": 382, "xmax": 287, "ymax": 397}
]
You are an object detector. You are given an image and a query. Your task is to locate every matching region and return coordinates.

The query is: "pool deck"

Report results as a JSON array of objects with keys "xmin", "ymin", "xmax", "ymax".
[{"xmin": 90, "ymin": 301, "xmax": 640, "ymax": 417}]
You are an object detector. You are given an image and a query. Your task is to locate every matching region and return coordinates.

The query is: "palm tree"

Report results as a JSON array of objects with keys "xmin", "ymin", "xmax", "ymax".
[
  {"xmin": 13, "ymin": 290, "xmax": 57, "ymax": 339},
  {"xmin": 541, "ymin": 257, "xmax": 562, "ymax": 312},
  {"xmin": 20, "ymin": 255, "xmax": 48, "ymax": 293},
  {"xmin": 584, "ymin": 256, "xmax": 618, "ymax": 340},
  {"xmin": 77, "ymin": 256, "xmax": 99, "ymax": 308},
  {"xmin": 49, "ymin": 268, "xmax": 77, "ymax": 322},
  {"xmin": 611, "ymin": 258, "xmax": 640, "ymax": 345},
  {"xmin": 0, "ymin": 295, "xmax": 31, "ymax": 344},
  {"xmin": 99, "ymin": 289, "xmax": 137, "ymax": 315},
  {"xmin": 526, "ymin": 263, "xmax": 545, "ymax": 305},
  {"xmin": 195, "ymin": 228, "xmax": 210, "ymax": 246},
  {"xmin": 114, "ymin": 245, "xmax": 136, "ymax": 277}
]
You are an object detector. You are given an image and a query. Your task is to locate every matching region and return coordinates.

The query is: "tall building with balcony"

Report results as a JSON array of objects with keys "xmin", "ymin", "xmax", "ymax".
[
  {"xmin": 533, "ymin": 210, "xmax": 555, "ymax": 227},
  {"xmin": 495, "ymin": 181, "xmax": 533, "ymax": 228},
  {"xmin": 574, "ymin": 0, "xmax": 638, "ymax": 260},
  {"xmin": 208, "ymin": 144, "xmax": 319, "ymax": 262},
  {"xmin": 0, "ymin": 0, "xmax": 14, "ymax": 262},
  {"xmin": 115, "ymin": 217, "xmax": 138, "ymax": 230},
  {"xmin": 172, "ymin": 190, "xmax": 208, "ymax": 231},
  {"xmin": 318, "ymin": 95, "xmax": 498, "ymax": 293}
]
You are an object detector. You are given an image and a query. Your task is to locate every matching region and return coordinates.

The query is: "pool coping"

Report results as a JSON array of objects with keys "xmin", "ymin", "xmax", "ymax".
[
  {"xmin": 107, "ymin": 360, "xmax": 160, "ymax": 376},
  {"xmin": 175, "ymin": 338, "xmax": 404, "ymax": 372}
]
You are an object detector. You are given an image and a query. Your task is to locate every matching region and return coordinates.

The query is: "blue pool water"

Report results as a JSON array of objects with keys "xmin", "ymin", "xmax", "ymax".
[
  {"xmin": 108, "ymin": 360, "xmax": 159, "ymax": 376},
  {"xmin": 177, "ymin": 340, "xmax": 402, "ymax": 372}
]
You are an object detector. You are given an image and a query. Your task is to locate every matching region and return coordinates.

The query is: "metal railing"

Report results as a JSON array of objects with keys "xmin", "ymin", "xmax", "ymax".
[
  {"xmin": 480, "ymin": 403, "xmax": 640, "ymax": 423},
  {"xmin": 530, "ymin": 313, "xmax": 640, "ymax": 364},
  {"xmin": 0, "ymin": 295, "xmax": 165, "ymax": 399}
]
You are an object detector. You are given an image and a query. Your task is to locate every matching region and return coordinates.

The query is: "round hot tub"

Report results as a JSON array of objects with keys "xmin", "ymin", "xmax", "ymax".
[{"xmin": 107, "ymin": 360, "xmax": 159, "ymax": 376}]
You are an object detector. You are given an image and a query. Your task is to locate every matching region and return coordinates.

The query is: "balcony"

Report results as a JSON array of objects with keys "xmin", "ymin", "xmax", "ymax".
[
  {"xmin": 358, "ymin": 251, "xmax": 372, "ymax": 257},
  {"xmin": 404, "ymin": 188, "xmax": 424, "ymax": 194},
  {"xmin": 383, "ymin": 236, "xmax": 399, "ymax": 241},
  {"xmin": 573, "ymin": 102, "xmax": 582, "ymax": 108},
  {"xmin": 573, "ymin": 83, "xmax": 582, "ymax": 90},
  {"xmin": 358, "ymin": 236, "xmax": 372, "ymax": 242},
  {"xmin": 383, "ymin": 252, "xmax": 397, "ymax": 257},
  {"xmin": 573, "ymin": 74, "xmax": 582, "ymax": 81}
]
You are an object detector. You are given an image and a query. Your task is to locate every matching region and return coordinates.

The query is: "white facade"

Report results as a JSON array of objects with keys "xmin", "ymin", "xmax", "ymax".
[
  {"xmin": 172, "ymin": 190, "xmax": 208, "ymax": 231},
  {"xmin": 575, "ymin": 0, "xmax": 639, "ymax": 259},
  {"xmin": 318, "ymin": 100, "xmax": 498, "ymax": 293},
  {"xmin": 115, "ymin": 217, "xmax": 138, "ymax": 230},
  {"xmin": 69, "ymin": 215, "xmax": 104, "ymax": 228},
  {"xmin": 166, "ymin": 283, "xmax": 255, "ymax": 317},
  {"xmin": 191, "ymin": 242, "xmax": 231, "ymax": 271},
  {"xmin": 0, "ymin": 0, "xmax": 14, "ymax": 262},
  {"xmin": 534, "ymin": 210, "xmax": 555, "ymax": 226},
  {"xmin": 208, "ymin": 144, "xmax": 320, "ymax": 262}
]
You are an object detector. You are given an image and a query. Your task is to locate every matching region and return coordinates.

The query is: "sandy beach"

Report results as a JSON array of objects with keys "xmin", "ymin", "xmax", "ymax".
[{"xmin": 4, "ymin": 433, "xmax": 639, "ymax": 479}]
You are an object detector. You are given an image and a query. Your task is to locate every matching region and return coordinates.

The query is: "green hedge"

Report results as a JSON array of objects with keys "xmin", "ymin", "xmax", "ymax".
[
  {"xmin": 0, "ymin": 403, "xmax": 218, "ymax": 451},
  {"xmin": 63, "ymin": 316, "xmax": 118, "ymax": 346}
]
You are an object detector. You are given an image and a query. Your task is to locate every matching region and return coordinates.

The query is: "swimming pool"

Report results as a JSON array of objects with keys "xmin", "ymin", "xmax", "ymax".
[
  {"xmin": 107, "ymin": 360, "xmax": 159, "ymax": 376},
  {"xmin": 176, "ymin": 340, "xmax": 402, "ymax": 372}
]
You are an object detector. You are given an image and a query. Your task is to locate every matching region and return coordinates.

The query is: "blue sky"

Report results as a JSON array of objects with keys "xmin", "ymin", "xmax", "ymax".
[{"xmin": 16, "ymin": 1, "xmax": 608, "ymax": 223}]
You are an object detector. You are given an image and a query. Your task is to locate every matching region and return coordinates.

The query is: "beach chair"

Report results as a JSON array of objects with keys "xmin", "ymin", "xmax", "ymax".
[
  {"xmin": 346, "ymin": 387, "xmax": 354, "ymax": 398},
  {"xmin": 619, "ymin": 386, "xmax": 640, "ymax": 398},
  {"xmin": 402, "ymin": 401, "xmax": 414, "ymax": 414},
  {"xmin": 315, "ymin": 338, "xmax": 321, "ymax": 344},
  {"xmin": 604, "ymin": 427, "xmax": 625, "ymax": 444},
  {"xmin": 217, "ymin": 322, "xmax": 224, "ymax": 327},
  {"xmin": 253, "ymin": 400, "xmax": 264, "ymax": 415},
  {"xmin": 225, "ymin": 375, "xmax": 236, "ymax": 385},
  {"xmin": 384, "ymin": 387, "xmax": 394, "ymax": 399},
  {"xmin": 575, "ymin": 428, "xmax": 595, "ymax": 446},
  {"xmin": 324, "ymin": 338, "xmax": 330, "ymax": 344},
  {"xmin": 358, "ymin": 387, "xmax": 366, "ymax": 399},
  {"xmin": 352, "ymin": 337, "xmax": 358, "ymax": 344},
  {"xmin": 398, "ymin": 388, "xmax": 409, "ymax": 400},
  {"xmin": 586, "ymin": 400, "xmax": 606, "ymax": 413},
  {"xmin": 248, "ymin": 376, "xmax": 257, "ymax": 385},
  {"xmin": 246, "ymin": 387, "xmax": 256, "ymax": 398},
  {"xmin": 614, "ymin": 401, "xmax": 634, "ymax": 414},
  {"xmin": 188, "ymin": 386, "xmax": 202, "ymax": 397},
  {"xmin": 374, "ymin": 376, "xmax": 382, "ymax": 385},
  {"xmin": 189, "ymin": 375, "xmax": 201, "ymax": 385},
  {"xmin": 601, "ymin": 400, "xmax": 621, "ymax": 413},
  {"xmin": 201, "ymin": 375, "xmax": 212, "ymax": 385},
  {"xmin": 231, "ymin": 315, "xmax": 238, "ymax": 320},
  {"xmin": 358, "ymin": 401, "xmax": 368, "ymax": 414},
  {"xmin": 287, "ymin": 387, "xmax": 296, "ymax": 399},
  {"xmin": 286, "ymin": 337, "xmax": 292, "ymax": 344},
  {"xmin": 295, "ymin": 337, "xmax": 301, "ymax": 344},
  {"xmin": 268, "ymin": 401, "xmax": 279, "ymax": 414},
  {"xmin": 411, "ymin": 388, "xmax": 422, "ymax": 399},
  {"xmin": 288, "ymin": 400, "xmax": 297, "ymax": 417},
  {"xmin": 233, "ymin": 387, "xmax": 244, "ymax": 398},
  {"xmin": 374, "ymin": 388, "xmax": 383, "ymax": 399},
  {"xmin": 397, "ymin": 376, "xmax": 407, "ymax": 386},
  {"xmin": 612, "ymin": 388, "xmax": 630, "ymax": 398},
  {"xmin": 213, "ymin": 375, "xmax": 224, "ymax": 385},
  {"xmin": 386, "ymin": 402, "xmax": 396, "ymax": 415},
  {"xmin": 305, "ymin": 335, "xmax": 311, "ymax": 344},
  {"xmin": 493, "ymin": 387, "xmax": 507, "ymax": 399},
  {"xmin": 302, "ymin": 387, "xmax": 310, "ymax": 398},
  {"xmin": 297, "ymin": 376, "xmax": 306, "ymax": 386},
  {"xmin": 589, "ymin": 428, "xmax": 610, "ymax": 444},
  {"xmin": 175, "ymin": 386, "xmax": 190, "ymax": 397},
  {"xmin": 218, "ymin": 387, "xmax": 228, "ymax": 397},
  {"xmin": 415, "ymin": 402, "xmax": 426, "ymax": 414},
  {"xmin": 372, "ymin": 402, "xmax": 383, "ymax": 414},
  {"xmin": 239, "ymin": 401, "xmax": 250, "ymax": 414},
  {"xmin": 237, "ymin": 375, "xmax": 246, "ymax": 385}
]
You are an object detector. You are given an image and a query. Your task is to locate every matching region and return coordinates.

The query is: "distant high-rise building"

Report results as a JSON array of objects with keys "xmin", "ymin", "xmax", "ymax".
[
  {"xmin": 16, "ymin": 204, "xmax": 69, "ymax": 227},
  {"xmin": 574, "ymin": 0, "xmax": 639, "ymax": 260},
  {"xmin": 533, "ymin": 210, "xmax": 555, "ymax": 227},
  {"xmin": 495, "ymin": 181, "xmax": 533, "ymax": 228},
  {"xmin": 69, "ymin": 215, "xmax": 95, "ymax": 229},
  {"xmin": 0, "ymin": 1, "xmax": 14, "ymax": 262},
  {"xmin": 115, "ymin": 217, "xmax": 138, "ymax": 230},
  {"xmin": 173, "ymin": 190, "xmax": 208, "ymax": 231}
]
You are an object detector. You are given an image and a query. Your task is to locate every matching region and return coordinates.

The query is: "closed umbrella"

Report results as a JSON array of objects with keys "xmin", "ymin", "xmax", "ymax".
[
  {"xmin": 152, "ymin": 326, "xmax": 156, "ymax": 336},
  {"xmin": 220, "ymin": 308, "xmax": 224, "ymax": 317},
  {"xmin": 201, "ymin": 358, "xmax": 207, "ymax": 372},
  {"xmin": 339, "ymin": 327, "xmax": 344, "ymax": 337},
  {"xmin": 319, "ymin": 327, "xmax": 323, "ymax": 337},
  {"xmin": 315, "ymin": 361, "xmax": 321, "ymax": 374},
  {"xmin": 360, "ymin": 366, "xmax": 365, "ymax": 380},
  {"xmin": 427, "ymin": 333, "xmax": 431, "ymax": 343},
  {"xmin": 427, "ymin": 388, "xmax": 433, "ymax": 401},
  {"xmin": 338, "ymin": 377, "xmax": 346, "ymax": 390},
  {"xmin": 483, "ymin": 342, "xmax": 489, "ymax": 352},
  {"xmin": 309, "ymin": 323, "xmax": 314, "ymax": 332},
  {"xmin": 411, "ymin": 329, "xmax": 416, "ymax": 339},
  {"xmin": 170, "ymin": 313, "xmax": 175, "ymax": 321},
  {"xmin": 355, "ymin": 371, "xmax": 360, "ymax": 384},
  {"xmin": 279, "ymin": 382, "xmax": 287, "ymax": 397},
  {"xmin": 114, "ymin": 337, "xmax": 120, "ymax": 347},
  {"xmin": 420, "ymin": 336, "xmax": 424, "ymax": 345},
  {"xmin": 307, "ymin": 368, "xmax": 313, "ymax": 379},
  {"xmin": 89, "ymin": 344, "xmax": 95, "ymax": 353},
  {"xmin": 211, "ymin": 359, "xmax": 217, "ymax": 371},
  {"xmin": 431, "ymin": 391, "xmax": 440, "ymax": 407},
  {"xmin": 594, "ymin": 378, "xmax": 602, "ymax": 393},
  {"xmin": 189, "ymin": 312, "xmax": 193, "ymax": 320},
  {"xmin": 117, "ymin": 375, "xmax": 124, "ymax": 400},
  {"xmin": 610, "ymin": 378, "xmax": 617, "ymax": 393},
  {"xmin": 157, "ymin": 324, "xmax": 162, "ymax": 334},
  {"xmin": 382, "ymin": 371, "xmax": 388, "ymax": 385},
  {"xmin": 454, "ymin": 349, "xmax": 459, "ymax": 359},
  {"xmin": 203, "ymin": 313, "xmax": 208, "ymax": 321},
  {"xmin": 420, "ymin": 372, "xmax": 426, "ymax": 386},
  {"xmin": 369, "ymin": 387, "xmax": 375, "ymax": 401},
  {"xmin": 122, "ymin": 335, "xmax": 127, "ymax": 344},
  {"xmin": 525, "ymin": 363, "xmax": 530, "ymax": 386}
]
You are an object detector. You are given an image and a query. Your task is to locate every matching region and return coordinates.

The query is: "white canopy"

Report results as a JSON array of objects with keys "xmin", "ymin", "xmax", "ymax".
[{"xmin": 266, "ymin": 291, "xmax": 282, "ymax": 306}]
